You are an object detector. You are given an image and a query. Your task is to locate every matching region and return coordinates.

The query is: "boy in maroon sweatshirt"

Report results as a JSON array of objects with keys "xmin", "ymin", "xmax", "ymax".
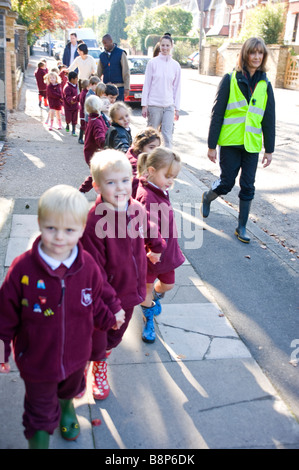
[
  {"xmin": 63, "ymin": 71, "xmax": 79, "ymax": 136},
  {"xmin": 34, "ymin": 61, "xmax": 48, "ymax": 107},
  {"xmin": 79, "ymin": 95, "xmax": 108, "ymax": 193},
  {"xmin": 81, "ymin": 150, "xmax": 147, "ymax": 400},
  {"xmin": 0, "ymin": 185, "xmax": 125, "ymax": 449}
]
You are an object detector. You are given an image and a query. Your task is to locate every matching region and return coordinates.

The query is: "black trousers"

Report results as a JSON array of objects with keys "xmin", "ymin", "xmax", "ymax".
[{"xmin": 212, "ymin": 146, "xmax": 259, "ymax": 201}]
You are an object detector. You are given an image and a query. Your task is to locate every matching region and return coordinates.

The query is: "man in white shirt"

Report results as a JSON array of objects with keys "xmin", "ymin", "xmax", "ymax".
[{"xmin": 62, "ymin": 33, "xmax": 79, "ymax": 67}]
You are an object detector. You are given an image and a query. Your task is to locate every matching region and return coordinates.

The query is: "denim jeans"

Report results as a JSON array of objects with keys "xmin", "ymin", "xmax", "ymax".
[
  {"xmin": 147, "ymin": 105, "xmax": 175, "ymax": 148},
  {"xmin": 212, "ymin": 146, "xmax": 259, "ymax": 201}
]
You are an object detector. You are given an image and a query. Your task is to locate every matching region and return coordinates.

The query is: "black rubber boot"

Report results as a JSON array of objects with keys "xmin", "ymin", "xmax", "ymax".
[
  {"xmin": 28, "ymin": 430, "xmax": 49, "ymax": 449},
  {"xmin": 235, "ymin": 199, "xmax": 252, "ymax": 243},
  {"xmin": 201, "ymin": 190, "xmax": 218, "ymax": 218},
  {"xmin": 78, "ymin": 129, "xmax": 84, "ymax": 144}
]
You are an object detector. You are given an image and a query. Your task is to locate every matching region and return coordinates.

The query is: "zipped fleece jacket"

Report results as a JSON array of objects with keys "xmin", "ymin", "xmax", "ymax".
[
  {"xmin": 0, "ymin": 237, "xmax": 118, "ymax": 383},
  {"xmin": 63, "ymin": 82, "xmax": 79, "ymax": 113},
  {"xmin": 105, "ymin": 123, "xmax": 132, "ymax": 153},
  {"xmin": 135, "ymin": 177, "xmax": 185, "ymax": 276},
  {"xmin": 81, "ymin": 196, "xmax": 147, "ymax": 311},
  {"xmin": 141, "ymin": 53, "xmax": 181, "ymax": 111},
  {"xmin": 84, "ymin": 113, "xmax": 108, "ymax": 165},
  {"xmin": 46, "ymin": 83, "xmax": 63, "ymax": 110},
  {"xmin": 34, "ymin": 67, "xmax": 48, "ymax": 93}
]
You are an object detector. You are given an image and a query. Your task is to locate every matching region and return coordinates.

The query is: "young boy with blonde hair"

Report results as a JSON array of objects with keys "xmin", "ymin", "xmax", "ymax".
[
  {"xmin": 81, "ymin": 150, "xmax": 147, "ymax": 400},
  {"xmin": 0, "ymin": 185, "xmax": 125, "ymax": 449},
  {"xmin": 79, "ymin": 95, "xmax": 108, "ymax": 193}
]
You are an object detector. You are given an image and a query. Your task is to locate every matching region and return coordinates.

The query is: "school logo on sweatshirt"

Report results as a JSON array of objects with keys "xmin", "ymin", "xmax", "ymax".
[{"xmin": 81, "ymin": 288, "xmax": 92, "ymax": 307}]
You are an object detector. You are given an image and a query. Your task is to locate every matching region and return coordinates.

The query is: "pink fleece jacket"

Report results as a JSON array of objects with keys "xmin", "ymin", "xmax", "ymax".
[{"xmin": 141, "ymin": 53, "xmax": 181, "ymax": 111}]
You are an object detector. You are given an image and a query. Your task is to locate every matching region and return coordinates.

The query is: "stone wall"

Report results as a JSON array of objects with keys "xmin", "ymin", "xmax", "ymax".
[{"xmin": 200, "ymin": 45, "xmax": 218, "ymax": 75}]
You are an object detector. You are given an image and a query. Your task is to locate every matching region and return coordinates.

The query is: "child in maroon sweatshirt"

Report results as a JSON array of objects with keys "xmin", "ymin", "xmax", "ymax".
[
  {"xmin": 34, "ymin": 61, "xmax": 48, "ymax": 107},
  {"xmin": 81, "ymin": 150, "xmax": 147, "ymax": 401},
  {"xmin": 79, "ymin": 95, "xmax": 108, "ymax": 193},
  {"xmin": 63, "ymin": 71, "xmax": 79, "ymax": 136},
  {"xmin": 0, "ymin": 185, "xmax": 125, "ymax": 449},
  {"xmin": 135, "ymin": 146, "xmax": 185, "ymax": 343},
  {"xmin": 45, "ymin": 71, "xmax": 63, "ymax": 131},
  {"xmin": 126, "ymin": 127, "xmax": 161, "ymax": 198}
]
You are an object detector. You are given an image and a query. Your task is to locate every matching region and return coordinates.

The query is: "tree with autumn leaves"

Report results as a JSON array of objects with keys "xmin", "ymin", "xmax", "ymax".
[{"xmin": 12, "ymin": 0, "xmax": 78, "ymax": 44}]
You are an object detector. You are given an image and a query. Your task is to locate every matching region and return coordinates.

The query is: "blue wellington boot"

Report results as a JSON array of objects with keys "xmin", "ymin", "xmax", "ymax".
[
  {"xmin": 141, "ymin": 302, "xmax": 159, "ymax": 343},
  {"xmin": 152, "ymin": 290, "xmax": 165, "ymax": 316}
]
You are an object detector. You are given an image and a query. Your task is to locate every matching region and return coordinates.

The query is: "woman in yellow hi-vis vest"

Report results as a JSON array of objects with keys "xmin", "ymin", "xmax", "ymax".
[{"xmin": 202, "ymin": 37, "xmax": 275, "ymax": 243}]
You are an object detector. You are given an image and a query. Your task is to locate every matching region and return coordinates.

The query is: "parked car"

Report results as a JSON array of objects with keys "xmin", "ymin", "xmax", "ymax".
[
  {"xmin": 187, "ymin": 51, "xmax": 199, "ymax": 68},
  {"xmin": 125, "ymin": 56, "xmax": 150, "ymax": 105},
  {"xmin": 191, "ymin": 53, "xmax": 199, "ymax": 69},
  {"xmin": 52, "ymin": 42, "xmax": 64, "ymax": 61},
  {"xmin": 88, "ymin": 48, "xmax": 102, "ymax": 69}
]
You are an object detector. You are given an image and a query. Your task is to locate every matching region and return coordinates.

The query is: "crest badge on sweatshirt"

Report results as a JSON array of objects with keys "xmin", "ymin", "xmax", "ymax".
[{"xmin": 81, "ymin": 288, "xmax": 92, "ymax": 307}]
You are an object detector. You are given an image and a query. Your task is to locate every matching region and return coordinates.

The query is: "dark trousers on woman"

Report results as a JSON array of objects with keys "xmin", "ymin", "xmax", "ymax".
[{"xmin": 212, "ymin": 146, "xmax": 259, "ymax": 201}]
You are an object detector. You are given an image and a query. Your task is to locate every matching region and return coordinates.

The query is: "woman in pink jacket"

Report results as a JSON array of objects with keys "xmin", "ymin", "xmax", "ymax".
[{"xmin": 141, "ymin": 33, "xmax": 181, "ymax": 149}]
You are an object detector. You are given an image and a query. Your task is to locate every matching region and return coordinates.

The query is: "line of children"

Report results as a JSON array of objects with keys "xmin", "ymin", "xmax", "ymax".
[
  {"xmin": 81, "ymin": 150, "xmax": 147, "ymax": 400},
  {"xmin": 0, "ymin": 145, "xmax": 184, "ymax": 447},
  {"xmin": 0, "ymin": 185, "xmax": 125, "ymax": 448}
]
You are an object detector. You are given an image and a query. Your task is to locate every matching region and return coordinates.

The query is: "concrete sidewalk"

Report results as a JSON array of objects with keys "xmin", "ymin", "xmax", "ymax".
[{"xmin": 0, "ymin": 49, "xmax": 299, "ymax": 450}]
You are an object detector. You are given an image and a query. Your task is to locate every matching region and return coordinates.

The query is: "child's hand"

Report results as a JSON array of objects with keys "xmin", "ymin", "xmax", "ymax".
[
  {"xmin": 147, "ymin": 251, "xmax": 161, "ymax": 265},
  {"xmin": 112, "ymin": 309, "xmax": 126, "ymax": 330},
  {"xmin": 0, "ymin": 362, "xmax": 10, "ymax": 373}
]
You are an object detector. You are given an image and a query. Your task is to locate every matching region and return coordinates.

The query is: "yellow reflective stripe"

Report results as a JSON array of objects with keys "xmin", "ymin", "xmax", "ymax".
[
  {"xmin": 223, "ymin": 117, "xmax": 246, "ymax": 125},
  {"xmin": 248, "ymin": 106, "xmax": 264, "ymax": 116},
  {"xmin": 226, "ymin": 99, "xmax": 247, "ymax": 110},
  {"xmin": 245, "ymin": 125, "xmax": 262, "ymax": 134}
]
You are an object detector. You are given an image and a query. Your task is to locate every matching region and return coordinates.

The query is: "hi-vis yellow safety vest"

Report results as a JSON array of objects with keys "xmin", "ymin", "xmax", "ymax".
[{"xmin": 218, "ymin": 71, "xmax": 268, "ymax": 153}]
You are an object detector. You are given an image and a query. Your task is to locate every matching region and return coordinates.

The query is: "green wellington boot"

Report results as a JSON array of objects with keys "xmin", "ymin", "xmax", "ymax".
[
  {"xmin": 235, "ymin": 199, "xmax": 252, "ymax": 243},
  {"xmin": 28, "ymin": 430, "xmax": 50, "ymax": 449},
  {"xmin": 59, "ymin": 399, "xmax": 80, "ymax": 441}
]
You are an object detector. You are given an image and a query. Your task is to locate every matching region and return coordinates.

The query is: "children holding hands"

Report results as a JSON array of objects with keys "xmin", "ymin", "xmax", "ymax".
[
  {"xmin": 135, "ymin": 147, "xmax": 185, "ymax": 343},
  {"xmin": 81, "ymin": 150, "xmax": 147, "ymax": 400}
]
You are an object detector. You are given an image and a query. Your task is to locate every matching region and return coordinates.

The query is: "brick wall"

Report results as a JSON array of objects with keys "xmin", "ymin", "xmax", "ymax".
[
  {"xmin": 215, "ymin": 43, "xmax": 289, "ymax": 88},
  {"xmin": 200, "ymin": 45, "xmax": 218, "ymax": 75}
]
